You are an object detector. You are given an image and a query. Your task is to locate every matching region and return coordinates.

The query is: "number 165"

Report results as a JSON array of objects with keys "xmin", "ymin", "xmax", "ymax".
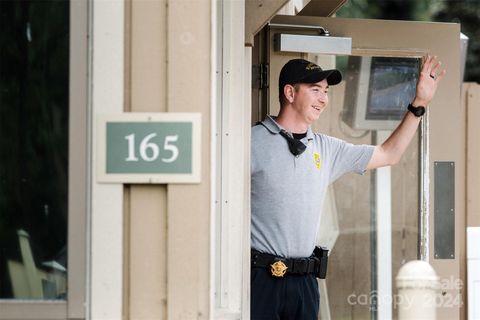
[{"xmin": 125, "ymin": 133, "xmax": 179, "ymax": 163}]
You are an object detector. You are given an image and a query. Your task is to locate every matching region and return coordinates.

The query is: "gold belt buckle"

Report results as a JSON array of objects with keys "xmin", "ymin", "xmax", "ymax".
[{"xmin": 270, "ymin": 260, "xmax": 288, "ymax": 277}]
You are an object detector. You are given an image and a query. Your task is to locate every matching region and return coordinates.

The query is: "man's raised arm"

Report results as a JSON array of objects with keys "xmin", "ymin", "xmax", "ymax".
[{"xmin": 367, "ymin": 55, "xmax": 446, "ymax": 170}]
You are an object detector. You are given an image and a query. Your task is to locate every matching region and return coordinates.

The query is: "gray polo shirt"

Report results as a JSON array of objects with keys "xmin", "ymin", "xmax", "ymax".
[{"xmin": 251, "ymin": 116, "xmax": 374, "ymax": 258}]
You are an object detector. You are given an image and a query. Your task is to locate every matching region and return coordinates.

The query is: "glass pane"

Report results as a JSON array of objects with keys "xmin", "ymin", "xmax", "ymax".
[
  {"xmin": 308, "ymin": 54, "xmax": 421, "ymax": 319},
  {"xmin": 0, "ymin": 0, "xmax": 69, "ymax": 300}
]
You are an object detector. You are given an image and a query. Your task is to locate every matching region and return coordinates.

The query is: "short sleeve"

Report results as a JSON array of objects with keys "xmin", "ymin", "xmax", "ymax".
[{"xmin": 324, "ymin": 136, "xmax": 375, "ymax": 184}]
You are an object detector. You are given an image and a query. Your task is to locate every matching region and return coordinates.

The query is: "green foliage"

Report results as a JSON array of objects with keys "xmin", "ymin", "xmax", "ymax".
[
  {"xmin": 337, "ymin": 0, "xmax": 480, "ymax": 83},
  {"xmin": 337, "ymin": 0, "xmax": 439, "ymax": 21},
  {"xmin": 433, "ymin": 1, "xmax": 480, "ymax": 82}
]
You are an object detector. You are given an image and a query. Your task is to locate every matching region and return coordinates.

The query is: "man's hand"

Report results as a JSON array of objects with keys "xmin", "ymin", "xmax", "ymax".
[
  {"xmin": 412, "ymin": 55, "xmax": 446, "ymax": 107},
  {"xmin": 367, "ymin": 55, "xmax": 447, "ymax": 170}
]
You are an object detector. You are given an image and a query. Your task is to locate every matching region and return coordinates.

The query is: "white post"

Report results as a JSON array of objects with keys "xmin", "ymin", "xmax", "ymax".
[
  {"xmin": 375, "ymin": 130, "xmax": 393, "ymax": 320},
  {"xmin": 467, "ymin": 227, "xmax": 480, "ymax": 320},
  {"xmin": 396, "ymin": 260, "xmax": 439, "ymax": 320}
]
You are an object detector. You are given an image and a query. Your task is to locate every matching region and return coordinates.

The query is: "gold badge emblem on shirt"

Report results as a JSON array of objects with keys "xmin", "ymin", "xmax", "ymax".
[{"xmin": 314, "ymin": 152, "xmax": 322, "ymax": 170}]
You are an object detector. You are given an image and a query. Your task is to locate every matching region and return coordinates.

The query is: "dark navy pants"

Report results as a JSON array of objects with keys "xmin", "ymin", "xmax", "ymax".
[{"xmin": 250, "ymin": 267, "xmax": 320, "ymax": 320}]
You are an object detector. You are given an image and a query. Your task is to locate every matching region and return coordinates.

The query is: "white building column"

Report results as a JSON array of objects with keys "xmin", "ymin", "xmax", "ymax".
[{"xmin": 90, "ymin": 0, "xmax": 124, "ymax": 319}]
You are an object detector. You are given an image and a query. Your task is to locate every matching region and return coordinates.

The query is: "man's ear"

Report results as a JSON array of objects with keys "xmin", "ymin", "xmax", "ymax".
[{"xmin": 284, "ymin": 84, "xmax": 295, "ymax": 103}]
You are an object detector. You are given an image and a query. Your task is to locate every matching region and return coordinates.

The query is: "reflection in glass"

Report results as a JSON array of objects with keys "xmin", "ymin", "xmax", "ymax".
[
  {"xmin": 367, "ymin": 57, "xmax": 418, "ymax": 120},
  {"xmin": 307, "ymin": 54, "xmax": 420, "ymax": 319},
  {"xmin": 0, "ymin": 0, "xmax": 69, "ymax": 299},
  {"xmin": 342, "ymin": 56, "xmax": 420, "ymax": 130}
]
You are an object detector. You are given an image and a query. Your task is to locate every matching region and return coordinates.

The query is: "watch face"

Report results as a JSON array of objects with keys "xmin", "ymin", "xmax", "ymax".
[
  {"xmin": 415, "ymin": 107, "xmax": 425, "ymax": 117},
  {"xmin": 408, "ymin": 104, "xmax": 425, "ymax": 117},
  {"xmin": 414, "ymin": 107, "xmax": 425, "ymax": 116}
]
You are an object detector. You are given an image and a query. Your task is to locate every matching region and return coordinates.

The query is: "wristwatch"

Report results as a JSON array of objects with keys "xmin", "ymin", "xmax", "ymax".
[{"xmin": 407, "ymin": 103, "xmax": 426, "ymax": 117}]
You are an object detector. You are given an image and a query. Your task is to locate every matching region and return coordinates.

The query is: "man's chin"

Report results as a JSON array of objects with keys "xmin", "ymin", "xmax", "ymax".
[
  {"xmin": 312, "ymin": 110, "xmax": 324, "ymax": 119},
  {"xmin": 307, "ymin": 115, "xmax": 320, "ymax": 125}
]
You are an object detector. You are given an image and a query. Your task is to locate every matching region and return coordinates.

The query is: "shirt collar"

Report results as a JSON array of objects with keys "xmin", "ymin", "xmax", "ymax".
[{"xmin": 262, "ymin": 115, "xmax": 314, "ymax": 141}]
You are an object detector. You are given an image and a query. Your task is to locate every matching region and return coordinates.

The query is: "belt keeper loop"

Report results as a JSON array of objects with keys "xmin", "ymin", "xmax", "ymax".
[
  {"xmin": 303, "ymin": 258, "xmax": 309, "ymax": 274},
  {"xmin": 290, "ymin": 259, "xmax": 297, "ymax": 274},
  {"xmin": 314, "ymin": 257, "xmax": 321, "ymax": 274},
  {"xmin": 297, "ymin": 258, "xmax": 307, "ymax": 274},
  {"xmin": 292, "ymin": 259, "xmax": 299, "ymax": 274},
  {"xmin": 308, "ymin": 258, "xmax": 314, "ymax": 273}
]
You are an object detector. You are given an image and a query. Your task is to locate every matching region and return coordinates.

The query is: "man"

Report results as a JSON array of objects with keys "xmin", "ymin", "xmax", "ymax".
[{"xmin": 250, "ymin": 56, "xmax": 445, "ymax": 319}]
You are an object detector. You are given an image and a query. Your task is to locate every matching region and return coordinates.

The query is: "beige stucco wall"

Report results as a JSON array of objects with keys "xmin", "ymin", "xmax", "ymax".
[{"xmin": 125, "ymin": 0, "xmax": 211, "ymax": 319}]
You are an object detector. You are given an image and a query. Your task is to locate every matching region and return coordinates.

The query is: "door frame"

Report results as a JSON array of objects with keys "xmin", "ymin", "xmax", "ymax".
[{"xmin": 263, "ymin": 15, "xmax": 463, "ymax": 319}]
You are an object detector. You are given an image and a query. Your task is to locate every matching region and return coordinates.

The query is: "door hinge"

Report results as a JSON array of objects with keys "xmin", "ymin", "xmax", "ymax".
[{"xmin": 253, "ymin": 63, "xmax": 269, "ymax": 89}]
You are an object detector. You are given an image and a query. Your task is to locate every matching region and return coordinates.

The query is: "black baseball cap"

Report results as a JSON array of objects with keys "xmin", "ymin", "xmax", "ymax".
[{"xmin": 279, "ymin": 59, "xmax": 342, "ymax": 92}]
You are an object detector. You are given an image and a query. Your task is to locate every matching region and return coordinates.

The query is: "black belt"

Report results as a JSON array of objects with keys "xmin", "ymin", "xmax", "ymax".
[{"xmin": 251, "ymin": 249, "xmax": 320, "ymax": 277}]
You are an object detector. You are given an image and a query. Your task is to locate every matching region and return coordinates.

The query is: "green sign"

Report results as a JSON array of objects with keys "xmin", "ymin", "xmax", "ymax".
[{"xmin": 97, "ymin": 113, "xmax": 201, "ymax": 183}]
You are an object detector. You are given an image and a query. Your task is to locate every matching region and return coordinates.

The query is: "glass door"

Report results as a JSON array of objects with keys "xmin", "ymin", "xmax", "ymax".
[
  {"xmin": 310, "ymin": 53, "xmax": 421, "ymax": 320},
  {"xmin": 265, "ymin": 15, "xmax": 462, "ymax": 319}
]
